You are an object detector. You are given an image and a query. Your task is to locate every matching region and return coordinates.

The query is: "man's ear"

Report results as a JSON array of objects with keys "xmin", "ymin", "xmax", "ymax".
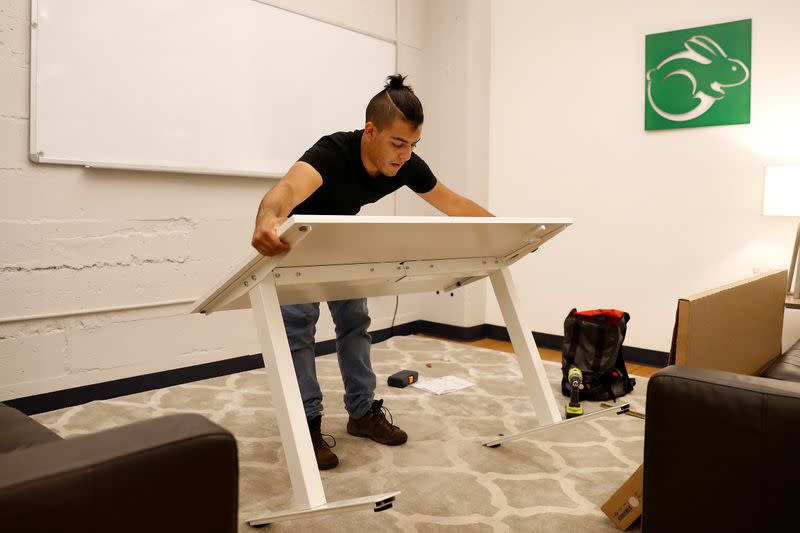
[{"xmin": 364, "ymin": 121, "xmax": 377, "ymax": 139}]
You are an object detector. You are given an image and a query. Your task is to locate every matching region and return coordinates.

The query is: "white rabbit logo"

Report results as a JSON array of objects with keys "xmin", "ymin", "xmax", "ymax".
[{"xmin": 646, "ymin": 35, "xmax": 750, "ymax": 122}]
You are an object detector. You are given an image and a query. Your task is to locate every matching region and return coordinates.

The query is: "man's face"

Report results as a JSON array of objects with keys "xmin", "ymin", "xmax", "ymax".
[{"xmin": 364, "ymin": 118, "xmax": 421, "ymax": 177}]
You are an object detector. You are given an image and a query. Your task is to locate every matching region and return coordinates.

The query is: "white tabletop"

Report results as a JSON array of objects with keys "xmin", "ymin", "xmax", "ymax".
[{"xmin": 192, "ymin": 215, "xmax": 572, "ymax": 314}]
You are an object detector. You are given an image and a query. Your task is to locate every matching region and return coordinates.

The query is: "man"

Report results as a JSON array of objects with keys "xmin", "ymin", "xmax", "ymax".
[{"xmin": 251, "ymin": 74, "xmax": 492, "ymax": 470}]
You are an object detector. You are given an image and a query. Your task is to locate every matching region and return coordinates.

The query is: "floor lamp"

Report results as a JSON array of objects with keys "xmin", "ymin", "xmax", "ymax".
[{"xmin": 763, "ymin": 166, "xmax": 800, "ymax": 298}]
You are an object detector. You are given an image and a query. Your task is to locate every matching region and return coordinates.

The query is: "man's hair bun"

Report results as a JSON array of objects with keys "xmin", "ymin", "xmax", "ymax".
[
  {"xmin": 366, "ymin": 73, "xmax": 423, "ymax": 129},
  {"xmin": 385, "ymin": 74, "xmax": 410, "ymax": 91}
]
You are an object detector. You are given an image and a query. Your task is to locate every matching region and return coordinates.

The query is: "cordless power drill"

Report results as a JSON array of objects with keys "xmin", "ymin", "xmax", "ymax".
[{"xmin": 565, "ymin": 367, "xmax": 584, "ymax": 419}]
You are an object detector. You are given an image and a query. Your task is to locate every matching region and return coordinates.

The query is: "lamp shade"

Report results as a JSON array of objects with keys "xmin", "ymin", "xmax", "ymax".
[{"xmin": 763, "ymin": 166, "xmax": 800, "ymax": 217}]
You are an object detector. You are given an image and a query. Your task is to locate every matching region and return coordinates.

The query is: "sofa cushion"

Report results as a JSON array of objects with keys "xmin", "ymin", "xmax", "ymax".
[
  {"xmin": 0, "ymin": 404, "xmax": 62, "ymax": 453},
  {"xmin": 760, "ymin": 339, "xmax": 800, "ymax": 383}
]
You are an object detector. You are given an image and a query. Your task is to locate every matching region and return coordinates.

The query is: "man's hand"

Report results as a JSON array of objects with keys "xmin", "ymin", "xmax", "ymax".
[
  {"xmin": 250, "ymin": 162, "xmax": 323, "ymax": 256},
  {"xmin": 251, "ymin": 215, "xmax": 290, "ymax": 256}
]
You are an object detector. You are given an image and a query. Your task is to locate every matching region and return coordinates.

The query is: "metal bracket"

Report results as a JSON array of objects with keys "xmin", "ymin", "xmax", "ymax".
[
  {"xmin": 273, "ymin": 261, "xmax": 405, "ymax": 286},
  {"xmin": 400, "ymin": 257, "xmax": 498, "ymax": 293},
  {"xmin": 401, "ymin": 256, "xmax": 497, "ymax": 277},
  {"xmin": 500, "ymin": 241, "xmax": 541, "ymax": 264},
  {"xmin": 443, "ymin": 276, "xmax": 488, "ymax": 293}
]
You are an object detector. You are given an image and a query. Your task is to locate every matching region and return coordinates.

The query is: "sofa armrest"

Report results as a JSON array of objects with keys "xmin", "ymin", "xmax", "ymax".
[
  {"xmin": 642, "ymin": 366, "xmax": 800, "ymax": 533},
  {"xmin": 0, "ymin": 413, "xmax": 238, "ymax": 533}
]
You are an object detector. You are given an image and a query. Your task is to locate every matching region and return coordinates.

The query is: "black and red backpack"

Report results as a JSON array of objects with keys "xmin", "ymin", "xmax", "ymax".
[{"xmin": 560, "ymin": 308, "xmax": 635, "ymax": 401}]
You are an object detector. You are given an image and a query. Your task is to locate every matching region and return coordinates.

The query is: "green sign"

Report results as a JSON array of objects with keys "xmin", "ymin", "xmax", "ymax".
[{"xmin": 645, "ymin": 19, "xmax": 751, "ymax": 130}]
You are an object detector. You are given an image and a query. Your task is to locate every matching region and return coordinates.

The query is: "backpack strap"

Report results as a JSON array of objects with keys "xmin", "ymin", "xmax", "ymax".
[
  {"xmin": 605, "ymin": 312, "xmax": 634, "ymax": 399},
  {"xmin": 614, "ymin": 342, "xmax": 635, "ymax": 393},
  {"xmin": 592, "ymin": 316, "xmax": 607, "ymax": 373},
  {"xmin": 616, "ymin": 313, "xmax": 634, "ymax": 392},
  {"xmin": 562, "ymin": 309, "xmax": 580, "ymax": 371}
]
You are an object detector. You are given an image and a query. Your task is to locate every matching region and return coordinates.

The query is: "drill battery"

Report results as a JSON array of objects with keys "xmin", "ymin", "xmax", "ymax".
[{"xmin": 388, "ymin": 369, "xmax": 419, "ymax": 388}]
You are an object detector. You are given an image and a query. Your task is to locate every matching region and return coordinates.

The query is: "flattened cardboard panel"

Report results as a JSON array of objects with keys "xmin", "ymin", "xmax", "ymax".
[
  {"xmin": 602, "ymin": 464, "xmax": 644, "ymax": 530},
  {"xmin": 673, "ymin": 270, "xmax": 787, "ymax": 375}
]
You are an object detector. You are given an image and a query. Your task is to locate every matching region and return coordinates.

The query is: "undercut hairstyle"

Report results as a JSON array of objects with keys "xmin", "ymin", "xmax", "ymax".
[{"xmin": 365, "ymin": 74, "xmax": 424, "ymax": 130}]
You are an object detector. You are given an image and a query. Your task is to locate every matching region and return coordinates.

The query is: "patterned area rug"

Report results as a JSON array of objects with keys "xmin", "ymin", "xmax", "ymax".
[{"xmin": 33, "ymin": 335, "xmax": 646, "ymax": 532}]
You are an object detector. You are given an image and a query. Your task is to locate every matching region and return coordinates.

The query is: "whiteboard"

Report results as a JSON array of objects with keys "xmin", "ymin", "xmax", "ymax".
[{"xmin": 29, "ymin": 0, "xmax": 396, "ymax": 177}]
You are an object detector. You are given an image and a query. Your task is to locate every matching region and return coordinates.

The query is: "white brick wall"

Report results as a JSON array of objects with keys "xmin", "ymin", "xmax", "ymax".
[
  {"xmin": 488, "ymin": 0, "xmax": 800, "ymax": 351},
  {"xmin": 1, "ymin": 0, "xmax": 474, "ymax": 400}
]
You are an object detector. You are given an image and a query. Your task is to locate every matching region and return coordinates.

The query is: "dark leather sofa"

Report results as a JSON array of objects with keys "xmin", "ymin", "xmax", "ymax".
[
  {"xmin": 642, "ymin": 338, "xmax": 800, "ymax": 532},
  {"xmin": 0, "ymin": 404, "xmax": 239, "ymax": 533}
]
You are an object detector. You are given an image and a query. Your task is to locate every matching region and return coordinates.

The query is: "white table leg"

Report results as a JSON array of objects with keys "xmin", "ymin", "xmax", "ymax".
[
  {"xmin": 248, "ymin": 279, "xmax": 326, "ymax": 509},
  {"xmin": 247, "ymin": 277, "xmax": 401, "ymax": 526},
  {"xmin": 482, "ymin": 403, "xmax": 630, "ymax": 447},
  {"xmin": 489, "ymin": 267, "xmax": 562, "ymax": 426}
]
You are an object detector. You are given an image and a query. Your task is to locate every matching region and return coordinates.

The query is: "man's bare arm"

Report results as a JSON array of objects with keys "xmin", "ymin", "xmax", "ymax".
[
  {"xmin": 418, "ymin": 181, "xmax": 493, "ymax": 217},
  {"xmin": 251, "ymin": 162, "xmax": 323, "ymax": 256}
]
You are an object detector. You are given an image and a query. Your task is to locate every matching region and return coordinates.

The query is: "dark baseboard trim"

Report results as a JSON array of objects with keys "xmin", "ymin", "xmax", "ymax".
[
  {"xmin": 618, "ymin": 346, "xmax": 670, "ymax": 368},
  {"xmin": 480, "ymin": 323, "xmax": 668, "ymax": 368},
  {"xmin": 5, "ymin": 354, "xmax": 266, "ymax": 416},
  {"xmin": 4, "ymin": 320, "xmax": 667, "ymax": 415},
  {"xmin": 413, "ymin": 320, "xmax": 489, "ymax": 342},
  {"xmin": 481, "ymin": 324, "xmax": 564, "ymax": 351}
]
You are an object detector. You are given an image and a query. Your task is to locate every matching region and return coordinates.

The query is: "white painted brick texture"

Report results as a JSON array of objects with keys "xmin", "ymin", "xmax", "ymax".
[{"xmin": 0, "ymin": 1, "xmax": 437, "ymax": 401}]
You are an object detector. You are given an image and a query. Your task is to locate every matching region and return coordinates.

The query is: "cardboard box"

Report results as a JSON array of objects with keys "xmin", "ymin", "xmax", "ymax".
[
  {"xmin": 603, "ymin": 271, "xmax": 787, "ymax": 530},
  {"xmin": 602, "ymin": 464, "xmax": 643, "ymax": 531},
  {"xmin": 668, "ymin": 270, "xmax": 787, "ymax": 376}
]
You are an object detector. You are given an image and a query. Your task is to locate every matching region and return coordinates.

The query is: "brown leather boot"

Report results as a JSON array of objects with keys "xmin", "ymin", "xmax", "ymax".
[
  {"xmin": 347, "ymin": 399, "xmax": 408, "ymax": 445},
  {"xmin": 307, "ymin": 415, "xmax": 338, "ymax": 470}
]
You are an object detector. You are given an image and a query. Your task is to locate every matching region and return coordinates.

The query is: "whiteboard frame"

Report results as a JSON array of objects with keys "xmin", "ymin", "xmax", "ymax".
[
  {"xmin": 29, "ymin": 2, "xmax": 38, "ymax": 165},
  {"xmin": 28, "ymin": 0, "xmax": 398, "ymax": 178}
]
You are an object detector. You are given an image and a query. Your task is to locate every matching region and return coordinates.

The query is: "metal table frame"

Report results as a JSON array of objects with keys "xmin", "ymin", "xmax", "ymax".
[{"xmin": 191, "ymin": 215, "xmax": 573, "ymax": 526}]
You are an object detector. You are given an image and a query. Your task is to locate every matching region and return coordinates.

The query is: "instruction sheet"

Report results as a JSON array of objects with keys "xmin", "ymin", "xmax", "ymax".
[{"xmin": 411, "ymin": 375, "xmax": 474, "ymax": 395}]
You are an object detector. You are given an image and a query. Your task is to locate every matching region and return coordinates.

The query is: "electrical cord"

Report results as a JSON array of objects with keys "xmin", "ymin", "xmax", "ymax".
[{"xmin": 390, "ymin": 295, "xmax": 399, "ymax": 338}]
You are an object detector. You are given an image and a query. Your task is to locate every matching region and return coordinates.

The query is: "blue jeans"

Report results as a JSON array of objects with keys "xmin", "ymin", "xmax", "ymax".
[{"xmin": 281, "ymin": 298, "xmax": 375, "ymax": 420}]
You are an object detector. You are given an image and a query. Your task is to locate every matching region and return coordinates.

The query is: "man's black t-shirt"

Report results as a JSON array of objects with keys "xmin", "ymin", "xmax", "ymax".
[{"xmin": 292, "ymin": 130, "xmax": 437, "ymax": 216}]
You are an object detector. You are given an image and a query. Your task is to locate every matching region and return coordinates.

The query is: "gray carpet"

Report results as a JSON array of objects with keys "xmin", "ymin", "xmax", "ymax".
[{"xmin": 33, "ymin": 335, "xmax": 646, "ymax": 532}]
